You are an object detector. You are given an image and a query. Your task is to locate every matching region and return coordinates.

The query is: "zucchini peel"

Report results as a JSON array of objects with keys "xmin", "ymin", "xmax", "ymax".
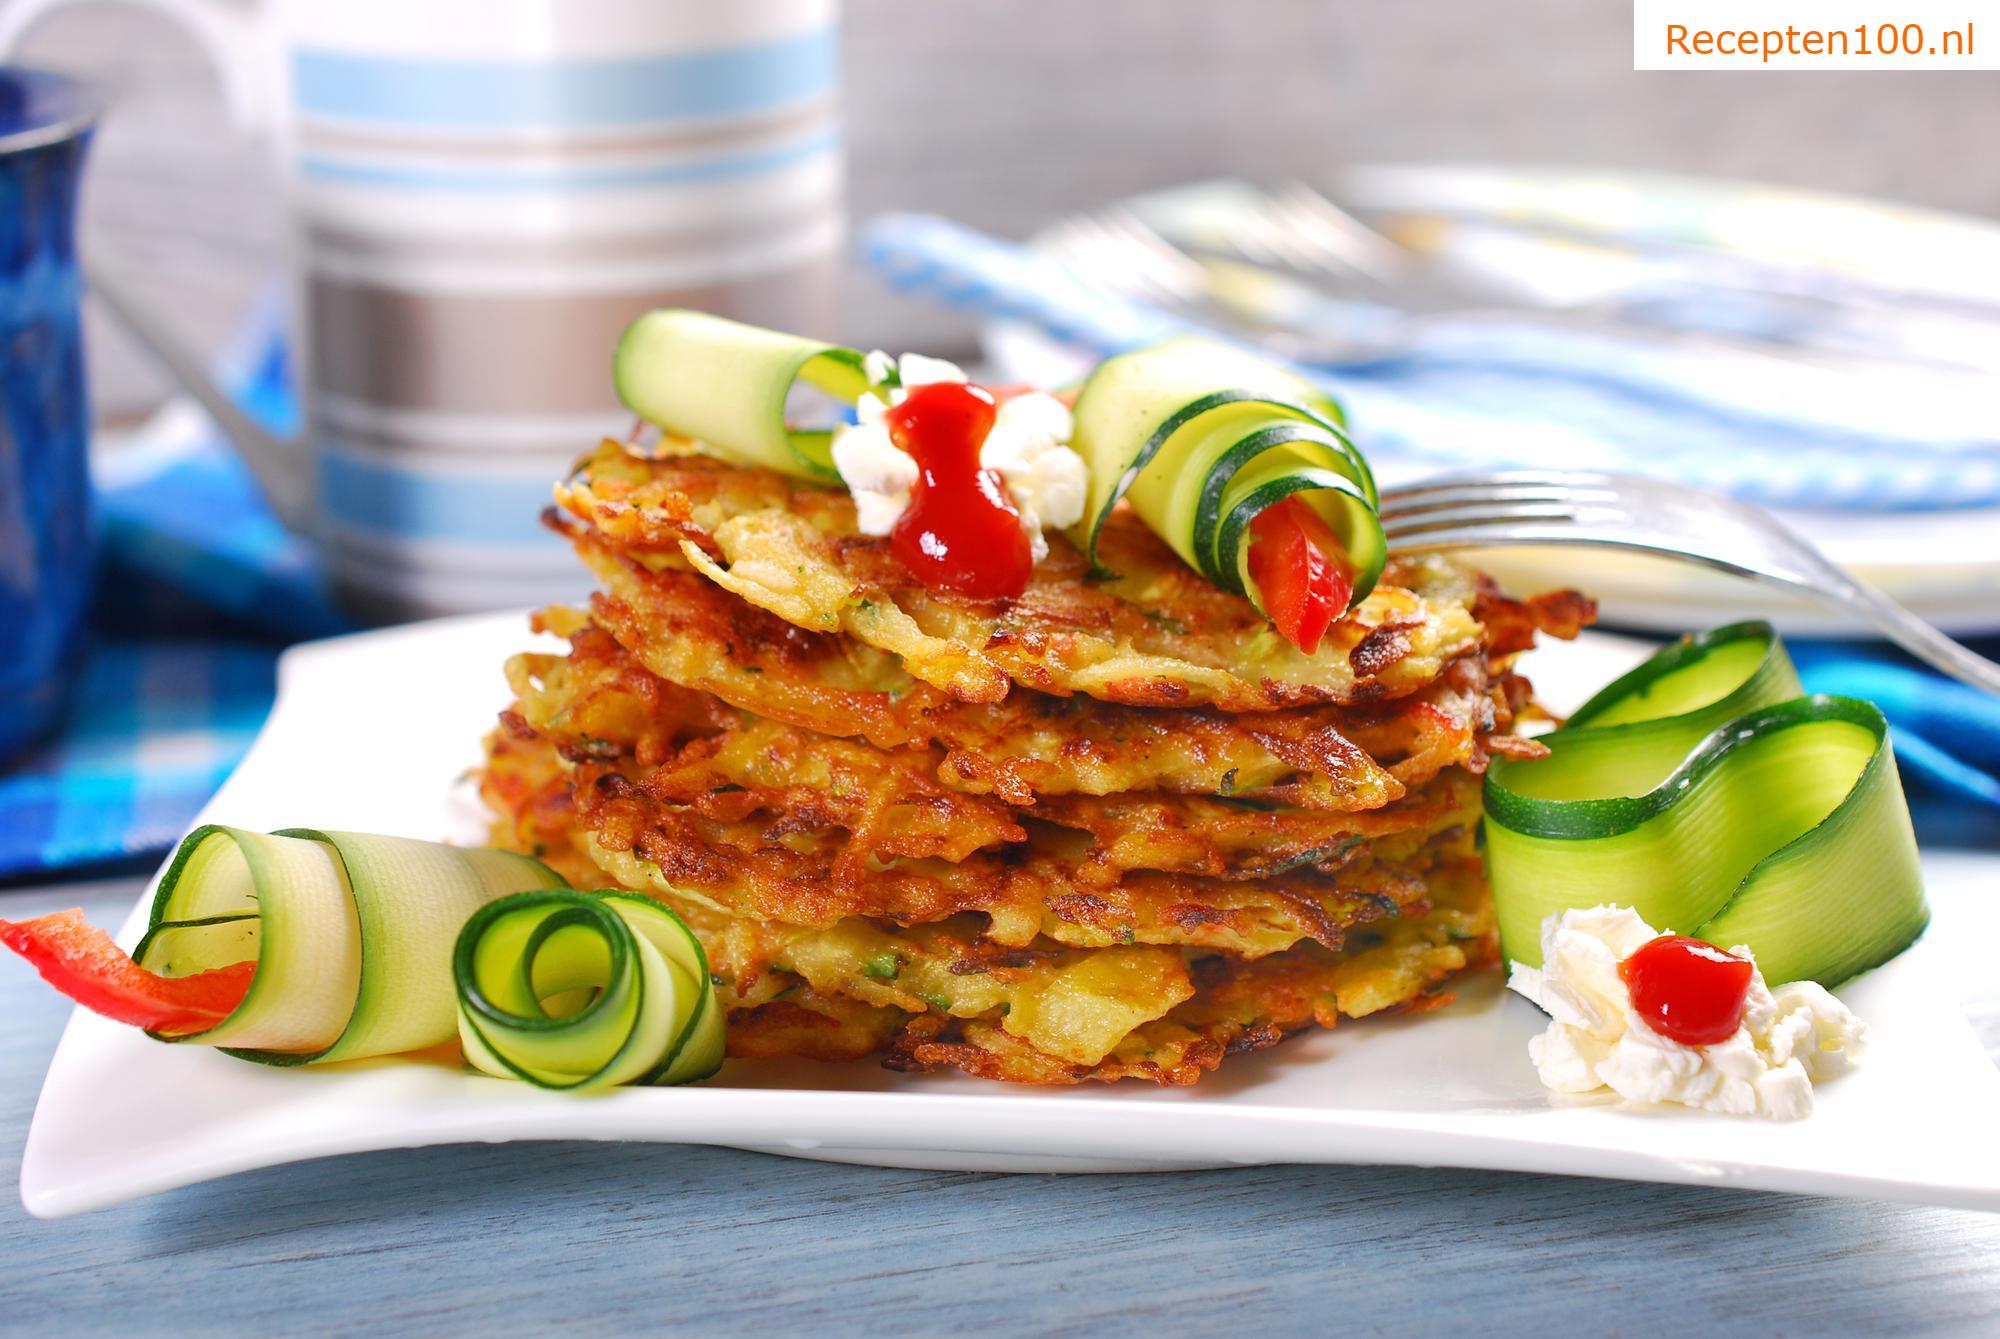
[
  {"xmin": 454, "ymin": 889, "xmax": 725, "ymax": 1091},
  {"xmin": 1485, "ymin": 622, "xmax": 1928, "ymax": 986},
  {"xmin": 130, "ymin": 829, "xmax": 724, "ymax": 1090},
  {"xmin": 1065, "ymin": 337, "xmax": 1385, "ymax": 612},
  {"xmin": 135, "ymin": 827, "xmax": 566, "ymax": 1065},
  {"xmin": 614, "ymin": 309, "xmax": 871, "ymax": 482}
]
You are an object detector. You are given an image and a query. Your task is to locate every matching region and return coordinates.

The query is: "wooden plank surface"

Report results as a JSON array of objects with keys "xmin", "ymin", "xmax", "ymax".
[{"xmin": 3, "ymin": 866, "xmax": 1998, "ymax": 1336}]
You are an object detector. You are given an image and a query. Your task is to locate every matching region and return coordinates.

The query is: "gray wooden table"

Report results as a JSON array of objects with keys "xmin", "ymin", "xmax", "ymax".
[{"xmin": 4, "ymin": 862, "xmax": 1999, "ymax": 1337}]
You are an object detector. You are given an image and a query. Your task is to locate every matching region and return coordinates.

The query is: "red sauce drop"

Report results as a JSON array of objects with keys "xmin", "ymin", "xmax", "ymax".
[
  {"xmin": 885, "ymin": 381, "xmax": 1034, "ymax": 600},
  {"xmin": 1619, "ymin": 934, "xmax": 1755, "ymax": 1046}
]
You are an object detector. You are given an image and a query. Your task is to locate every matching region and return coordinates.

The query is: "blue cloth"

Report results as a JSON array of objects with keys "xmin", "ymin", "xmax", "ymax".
[
  {"xmin": 858, "ymin": 212, "xmax": 2000, "ymax": 512},
  {"xmin": 1793, "ymin": 643, "xmax": 2000, "ymax": 846}
]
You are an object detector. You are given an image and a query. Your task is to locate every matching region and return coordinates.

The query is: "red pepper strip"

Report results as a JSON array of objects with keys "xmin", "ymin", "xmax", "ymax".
[
  {"xmin": 1246, "ymin": 495, "xmax": 1355, "ymax": 656},
  {"xmin": 0, "ymin": 909, "xmax": 254, "ymax": 1035}
]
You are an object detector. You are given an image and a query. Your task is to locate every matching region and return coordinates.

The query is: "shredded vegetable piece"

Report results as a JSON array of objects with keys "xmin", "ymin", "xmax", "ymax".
[{"xmin": 0, "ymin": 910, "xmax": 253, "ymax": 1035}]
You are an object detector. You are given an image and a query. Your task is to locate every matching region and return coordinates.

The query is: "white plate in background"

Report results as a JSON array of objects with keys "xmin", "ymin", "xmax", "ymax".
[{"xmin": 18, "ymin": 613, "xmax": 2000, "ymax": 1217}]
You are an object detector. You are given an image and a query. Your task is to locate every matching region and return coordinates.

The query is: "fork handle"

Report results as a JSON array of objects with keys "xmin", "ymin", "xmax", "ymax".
[{"xmin": 1809, "ymin": 572, "xmax": 2000, "ymax": 695}]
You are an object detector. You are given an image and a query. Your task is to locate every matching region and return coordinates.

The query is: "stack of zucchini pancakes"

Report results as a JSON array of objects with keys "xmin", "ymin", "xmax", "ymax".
[{"xmin": 480, "ymin": 438, "xmax": 1592, "ymax": 1086}]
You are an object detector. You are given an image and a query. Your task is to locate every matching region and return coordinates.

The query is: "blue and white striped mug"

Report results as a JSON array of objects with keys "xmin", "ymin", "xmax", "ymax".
[{"xmin": 0, "ymin": 0, "xmax": 842, "ymax": 620}]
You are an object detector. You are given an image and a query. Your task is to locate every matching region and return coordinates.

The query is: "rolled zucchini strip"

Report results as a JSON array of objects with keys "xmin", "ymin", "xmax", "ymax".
[
  {"xmin": 1486, "ymin": 624, "xmax": 1928, "ymax": 986},
  {"xmin": 454, "ymin": 890, "xmax": 725, "ymax": 1091},
  {"xmin": 134, "ymin": 827, "xmax": 566, "ymax": 1064},
  {"xmin": 1066, "ymin": 336, "xmax": 1385, "ymax": 610},
  {"xmin": 614, "ymin": 309, "xmax": 872, "ymax": 482}
]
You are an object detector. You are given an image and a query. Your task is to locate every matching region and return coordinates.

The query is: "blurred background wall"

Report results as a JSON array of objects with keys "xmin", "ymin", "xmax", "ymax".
[{"xmin": 12, "ymin": 0, "xmax": 2000, "ymax": 421}]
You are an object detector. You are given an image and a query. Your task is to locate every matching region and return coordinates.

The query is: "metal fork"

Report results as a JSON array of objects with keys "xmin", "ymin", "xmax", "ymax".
[
  {"xmin": 1196, "ymin": 182, "xmax": 1412, "ymax": 285},
  {"xmin": 1039, "ymin": 196, "xmax": 1753, "ymax": 370},
  {"xmin": 1039, "ymin": 204, "xmax": 1407, "ymax": 364},
  {"xmin": 1377, "ymin": 470, "xmax": 2000, "ymax": 694},
  {"xmin": 1040, "ymin": 207, "xmax": 1225, "ymax": 309}
]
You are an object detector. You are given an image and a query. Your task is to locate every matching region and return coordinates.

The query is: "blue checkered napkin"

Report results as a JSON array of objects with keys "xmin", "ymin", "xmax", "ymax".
[
  {"xmin": 859, "ymin": 212, "xmax": 2000, "ymax": 513},
  {"xmin": 0, "ymin": 642, "xmax": 277, "ymax": 879}
]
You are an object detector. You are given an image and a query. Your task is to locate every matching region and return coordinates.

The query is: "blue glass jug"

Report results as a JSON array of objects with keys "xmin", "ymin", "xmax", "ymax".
[{"xmin": 0, "ymin": 66, "xmax": 94, "ymax": 764}]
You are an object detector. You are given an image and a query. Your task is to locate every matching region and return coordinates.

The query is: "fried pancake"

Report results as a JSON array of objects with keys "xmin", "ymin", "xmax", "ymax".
[
  {"xmin": 548, "ymin": 850, "xmax": 1186, "ymax": 1069},
  {"xmin": 593, "ymin": 722, "xmax": 1470, "ymax": 884},
  {"xmin": 477, "ymin": 725, "xmax": 602, "ymax": 889},
  {"xmin": 1027, "ymin": 767, "xmax": 1479, "ymax": 881},
  {"xmin": 481, "ymin": 717, "xmax": 1495, "ymax": 1084},
  {"xmin": 489, "ymin": 708, "xmax": 1476, "ymax": 949},
  {"xmin": 886, "ymin": 857, "xmax": 1493, "ymax": 1085},
  {"xmin": 724, "ymin": 986, "xmax": 908, "ymax": 1063},
  {"xmin": 555, "ymin": 441, "xmax": 1487, "ymax": 711},
  {"xmin": 663, "ymin": 855, "xmax": 1442, "ymax": 995},
  {"xmin": 729, "ymin": 914, "xmax": 1197, "ymax": 1067},
  {"xmin": 479, "ymin": 757, "xmax": 1486, "ymax": 1080},
  {"xmin": 504, "ymin": 624, "xmax": 1487, "ymax": 879},
  {"xmin": 732, "ymin": 893, "xmax": 1487, "ymax": 1081},
  {"xmin": 521, "ymin": 593, "xmax": 1531, "ymax": 813},
  {"xmin": 504, "ymin": 663, "xmax": 1026, "ymax": 876},
  {"xmin": 736, "ymin": 904, "xmax": 1485, "ymax": 1081},
  {"xmin": 502, "ymin": 640, "xmax": 738, "ymax": 771},
  {"xmin": 573, "ymin": 772, "xmax": 1452, "ymax": 955},
  {"xmin": 924, "ymin": 682, "xmax": 1404, "ymax": 809},
  {"xmin": 685, "ymin": 861, "xmax": 1478, "ymax": 1073}
]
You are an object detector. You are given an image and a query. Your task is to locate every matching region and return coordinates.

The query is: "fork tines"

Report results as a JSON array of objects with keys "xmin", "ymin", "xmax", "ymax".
[{"xmin": 1376, "ymin": 473, "xmax": 1629, "ymax": 545}]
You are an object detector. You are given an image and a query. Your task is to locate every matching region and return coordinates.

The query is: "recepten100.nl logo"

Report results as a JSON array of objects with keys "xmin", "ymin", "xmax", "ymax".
[{"xmin": 1634, "ymin": 0, "xmax": 1987, "ymax": 68}]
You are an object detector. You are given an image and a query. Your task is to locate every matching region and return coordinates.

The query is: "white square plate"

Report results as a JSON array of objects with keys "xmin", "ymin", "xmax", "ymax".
[{"xmin": 20, "ymin": 615, "xmax": 2000, "ymax": 1217}]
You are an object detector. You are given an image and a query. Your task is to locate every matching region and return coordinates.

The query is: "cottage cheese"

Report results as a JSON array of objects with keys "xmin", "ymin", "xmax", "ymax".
[
  {"xmin": 1506, "ymin": 906, "xmax": 1867, "ymax": 1120},
  {"xmin": 830, "ymin": 387, "xmax": 916, "ymax": 537},
  {"xmin": 830, "ymin": 352, "xmax": 1088, "ymax": 561}
]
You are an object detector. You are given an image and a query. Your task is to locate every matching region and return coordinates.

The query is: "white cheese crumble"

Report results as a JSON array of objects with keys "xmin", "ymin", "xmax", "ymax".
[
  {"xmin": 895, "ymin": 351, "xmax": 967, "ymax": 390},
  {"xmin": 1506, "ymin": 906, "xmax": 1866, "ymax": 1121},
  {"xmin": 830, "ymin": 350, "xmax": 1088, "ymax": 562},
  {"xmin": 862, "ymin": 348, "xmax": 895, "ymax": 388},
  {"xmin": 830, "ymin": 390, "xmax": 916, "ymax": 537},
  {"xmin": 980, "ymin": 392, "xmax": 1087, "ymax": 561}
]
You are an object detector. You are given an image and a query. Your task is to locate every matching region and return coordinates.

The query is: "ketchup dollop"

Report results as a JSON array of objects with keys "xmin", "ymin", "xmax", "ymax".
[
  {"xmin": 1619, "ymin": 934, "xmax": 1755, "ymax": 1046},
  {"xmin": 885, "ymin": 381, "xmax": 1034, "ymax": 600}
]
